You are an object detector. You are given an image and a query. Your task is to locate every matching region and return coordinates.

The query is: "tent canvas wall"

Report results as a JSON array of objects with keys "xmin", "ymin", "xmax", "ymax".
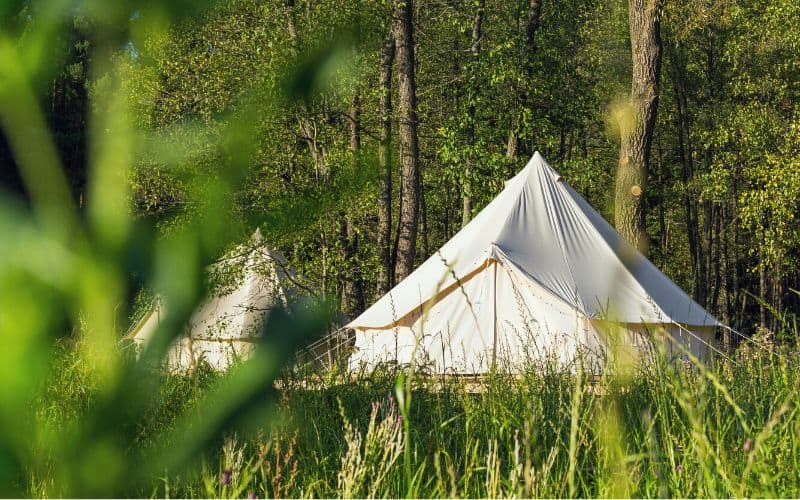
[
  {"xmin": 347, "ymin": 153, "xmax": 719, "ymax": 374},
  {"xmin": 127, "ymin": 231, "xmax": 299, "ymax": 371}
]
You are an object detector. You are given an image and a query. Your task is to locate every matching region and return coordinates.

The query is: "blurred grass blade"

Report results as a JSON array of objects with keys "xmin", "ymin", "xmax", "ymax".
[
  {"xmin": 0, "ymin": 36, "xmax": 78, "ymax": 238},
  {"xmin": 143, "ymin": 301, "xmax": 329, "ymax": 480}
]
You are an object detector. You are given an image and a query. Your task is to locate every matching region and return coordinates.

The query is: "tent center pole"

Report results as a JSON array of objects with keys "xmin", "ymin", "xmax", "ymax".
[{"xmin": 491, "ymin": 259, "xmax": 498, "ymax": 369}]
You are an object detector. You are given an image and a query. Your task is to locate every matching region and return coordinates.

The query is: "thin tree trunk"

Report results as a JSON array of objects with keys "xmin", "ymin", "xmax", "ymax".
[
  {"xmin": 731, "ymin": 153, "xmax": 742, "ymax": 330},
  {"xmin": 320, "ymin": 230, "xmax": 328, "ymax": 299},
  {"xmin": 615, "ymin": 0, "xmax": 662, "ymax": 253},
  {"xmin": 392, "ymin": 180, "xmax": 402, "ymax": 277},
  {"xmin": 286, "ymin": 0, "xmax": 334, "ymax": 301},
  {"xmin": 566, "ymin": 129, "xmax": 575, "ymax": 165},
  {"xmin": 711, "ymin": 204, "xmax": 722, "ymax": 313},
  {"xmin": 506, "ymin": 125, "xmax": 519, "ymax": 160},
  {"xmin": 443, "ymin": 181, "xmax": 451, "ymax": 240},
  {"xmin": 393, "ymin": 0, "xmax": 421, "ymax": 282},
  {"xmin": 522, "ymin": 0, "xmax": 542, "ymax": 155},
  {"xmin": 420, "ymin": 182, "xmax": 429, "ymax": 259},
  {"xmin": 507, "ymin": 0, "xmax": 542, "ymax": 160},
  {"xmin": 525, "ymin": 0, "xmax": 543, "ymax": 79},
  {"xmin": 581, "ymin": 134, "xmax": 591, "ymax": 199},
  {"xmin": 701, "ymin": 200, "xmax": 713, "ymax": 309},
  {"xmin": 670, "ymin": 43, "xmax": 705, "ymax": 305},
  {"xmin": 340, "ymin": 84, "xmax": 365, "ymax": 317},
  {"xmin": 699, "ymin": 39, "xmax": 720, "ymax": 311},
  {"xmin": 285, "ymin": 0, "xmax": 328, "ymax": 180},
  {"xmin": 771, "ymin": 259, "xmax": 781, "ymax": 333},
  {"xmin": 557, "ymin": 126, "xmax": 566, "ymax": 164},
  {"xmin": 759, "ymin": 245, "xmax": 767, "ymax": 331},
  {"xmin": 656, "ymin": 132, "xmax": 667, "ymax": 264},
  {"xmin": 377, "ymin": 31, "xmax": 396, "ymax": 295},
  {"xmin": 462, "ymin": 0, "xmax": 484, "ymax": 227},
  {"xmin": 720, "ymin": 203, "xmax": 731, "ymax": 331}
]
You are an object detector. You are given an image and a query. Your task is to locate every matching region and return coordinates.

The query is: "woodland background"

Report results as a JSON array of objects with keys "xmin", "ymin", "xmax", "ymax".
[
  {"xmin": 1, "ymin": 1, "xmax": 800, "ymax": 497},
  {"xmin": 1, "ymin": 0, "xmax": 798, "ymax": 341}
]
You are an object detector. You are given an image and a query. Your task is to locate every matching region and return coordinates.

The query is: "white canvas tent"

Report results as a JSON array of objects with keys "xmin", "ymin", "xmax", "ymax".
[
  {"xmin": 127, "ymin": 230, "xmax": 299, "ymax": 371},
  {"xmin": 348, "ymin": 153, "xmax": 720, "ymax": 374}
]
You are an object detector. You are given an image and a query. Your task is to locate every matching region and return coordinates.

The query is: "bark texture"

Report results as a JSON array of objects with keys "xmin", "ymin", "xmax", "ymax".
[
  {"xmin": 286, "ymin": 0, "xmax": 328, "ymax": 180},
  {"xmin": 377, "ymin": 31, "xmax": 396, "ymax": 294},
  {"xmin": 525, "ymin": 0, "xmax": 543, "ymax": 77},
  {"xmin": 393, "ymin": 0, "xmax": 420, "ymax": 282},
  {"xmin": 340, "ymin": 84, "xmax": 365, "ymax": 317},
  {"xmin": 462, "ymin": 0, "xmax": 484, "ymax": 227},
  {"xmin": 507, "ymin": 0, "xmax": 543, "ymax": 160},
  {"xmin": 614, "ymin": 0, "xmax": 662, "ymax": 253}
]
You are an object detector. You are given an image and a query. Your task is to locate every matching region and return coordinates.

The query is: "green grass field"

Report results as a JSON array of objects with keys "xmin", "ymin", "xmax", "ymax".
[
  {"xmin": 29, "ymin": 336, "xmax": 800, "ymax": 498},
  {"xmin": 2, "ymin": 3, "xmax": 798, "ymax": 497}
]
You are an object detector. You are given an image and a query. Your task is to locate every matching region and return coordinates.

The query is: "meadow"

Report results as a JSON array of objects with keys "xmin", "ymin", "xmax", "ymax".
[
  {"xmin": 2, "ymin": 1, "xmax": 799, "ymax": 497},
  {"xmin": 30, "ymin": 332, "xmax": 800, "ymax": 498}
]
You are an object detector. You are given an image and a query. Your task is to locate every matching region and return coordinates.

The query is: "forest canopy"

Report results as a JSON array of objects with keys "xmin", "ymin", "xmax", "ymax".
[{"xmin": 2, "ymin": 0, "xmax": 799, "ymax": 339}]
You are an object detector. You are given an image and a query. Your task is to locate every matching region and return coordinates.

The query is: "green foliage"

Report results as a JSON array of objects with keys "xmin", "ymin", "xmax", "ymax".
[
  {"xmin": 110, "ymin": 0, "xmax": 799, "ymax": 327},
  {"xmin": 0, "ymin": 1, "xmax": 340, "ymax": 496},
  {"xmin": 29, "ymin": 343, "xmax": 800, "ymax": 498},
  {"xmin": 1, "ymin": 0, "xmax": 800, "ymax": 495}
]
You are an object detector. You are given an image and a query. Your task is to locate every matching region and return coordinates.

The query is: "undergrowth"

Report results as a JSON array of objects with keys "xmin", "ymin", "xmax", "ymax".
[{"xmin": 31, "ymin": 338, "xmax": 800, "ymax": 498}]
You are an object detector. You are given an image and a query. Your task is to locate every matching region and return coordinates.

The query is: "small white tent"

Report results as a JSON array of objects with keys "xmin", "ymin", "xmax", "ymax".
[
  {"xmin": 127, "ymin": 230, "xmax": 299, "ymax": 371},
  {"xmin": 348, "ymin": 153, "xmax": 719, "ymax": 374}
]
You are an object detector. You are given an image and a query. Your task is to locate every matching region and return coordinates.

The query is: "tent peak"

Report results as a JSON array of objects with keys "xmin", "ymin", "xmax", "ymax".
[{"xmin": 522, "ymin": 152, "xmax": 562, "ymax": 180}]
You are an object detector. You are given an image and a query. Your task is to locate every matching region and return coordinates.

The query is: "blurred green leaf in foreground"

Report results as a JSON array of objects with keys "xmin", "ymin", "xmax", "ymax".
[{"xmin": 0, "ymin": 1, "xmax": 347, "ymax": 495}]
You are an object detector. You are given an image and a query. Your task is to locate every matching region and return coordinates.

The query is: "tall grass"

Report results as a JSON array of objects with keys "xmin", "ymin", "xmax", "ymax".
[
  {"xmin": 3, "ymin": 2, "xmax": 799, "ymax": 498},
  {"xmin": 31, "ymin": 335, "xmax": 800, "ymax": 498}
]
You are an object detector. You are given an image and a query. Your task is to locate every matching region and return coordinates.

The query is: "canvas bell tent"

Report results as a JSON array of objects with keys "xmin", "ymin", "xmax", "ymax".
[
  {"xmin": 127, "ymin": 230, "xmax": 302, "ymax": 371},
  {"xmin": 347, "ymin": 153, "xmax": 720, "ymax": 374}
]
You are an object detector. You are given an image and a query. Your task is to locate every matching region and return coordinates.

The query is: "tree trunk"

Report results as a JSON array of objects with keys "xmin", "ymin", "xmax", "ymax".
[
  {"xmin": 557, "ymin": 126, "xmax": 566, "ymax": 164},
  {"xmin": 759, "ymin": 245, "xmax": 767, "ymax": 331},
  {"xmin": 521, "ymin": 0, "xmax": 543, "ymax": 156},
  {"xmin": 320, "ymin": 230, "xmax": 328, "ymax": 299},
  {"xmin": 771, "ymin": 259, "xmax": 781, "ymax": 333},
  {"xmin": 393, "ymin": 0, "xmax": 421, "ymax": 282},
  {"xmin": 340, "ymin": 85, "xmax": 365, "ymax": 317},
  {"xmin": 462, "ymin": 0, "xmax": 484, "ymax": 227},
  {"xmin": 721, "ymin": 203, "xmax": 731, "ymax": 349},
  {"xmin": 614, "ymin": 0, "xmax": 662, "ymax": 253},
  {"xmin": 711, "ymin": 204, "xmax": 722, "ymax": 313},
  {"xmin": 525, "ymin": 0, "xmax": 543, "ymax": 79},
  {"xmin": 655, "ymin": 132, "xmax": 667, "ymax": 264},
  {"xmin": 420, "ymin": 181, "xmax": 429, "ymax": 259},
  {"xmin": 506, "ymin": 125, "xmax": 519, "ymax": 160},
  {"xmin": 286, "ymin": 0, "xmax": 328, "ymax": 180},
  {"xmin": 669, "ymin": 42, "xmax": 705, "ymax": 305},
  {"xmin": 580, "ymin": 133, "xmax": 589, "ymax": 199},
  {"xmin": 377, "ymin": 31, "xmax": 396, "ymax": 295},
  {"xmin": 701, "ymin": 200, "xmax": 713, "ymax": 310},
  {"xmin": 507, "ymin": 0, "xmax": 542, "ymax": 161},
  {"xmin": 731, "ymin": 152, "xmax": 742, "ymax": 330},
  {"xmin": 443, "ymin": 181, "xmax": 451, "ymax": 240},
  {"xmin": 699, "ymin": 38, "xmax": 719, "ymax": 311}
]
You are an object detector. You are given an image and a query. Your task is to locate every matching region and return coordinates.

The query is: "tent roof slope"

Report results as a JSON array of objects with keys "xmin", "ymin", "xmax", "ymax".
[
  {"xmin": 347, "ymin": 163, "xmax": 529, "ymax": 330},
  {"xmin": 348, "ymin": 152, "xmax": 719, "ymax": 330},
  {"xmin": 125, "ymin": 232, "xmax": 298, "ymax": 342}
]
